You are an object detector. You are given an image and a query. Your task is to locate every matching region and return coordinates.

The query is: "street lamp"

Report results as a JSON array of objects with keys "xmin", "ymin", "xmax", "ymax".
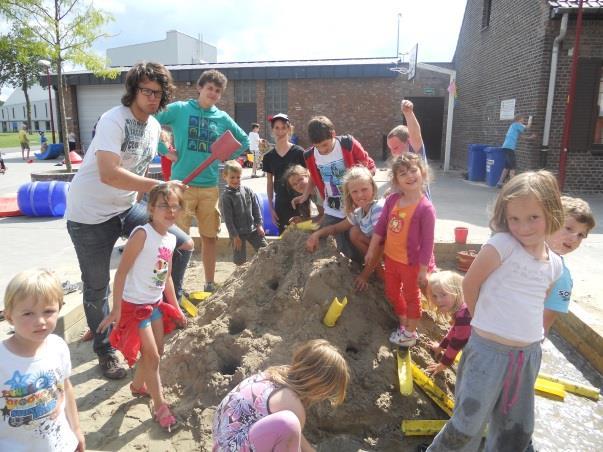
[{"xmin": 38, "ymin": 59, "xmax": 56, "ymax": 144}]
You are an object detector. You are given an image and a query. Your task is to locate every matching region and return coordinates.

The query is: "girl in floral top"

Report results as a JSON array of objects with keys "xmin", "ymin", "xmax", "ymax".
[{"xmin": 213, "ymin": 339, "xmax": 349, "ymax": 452}]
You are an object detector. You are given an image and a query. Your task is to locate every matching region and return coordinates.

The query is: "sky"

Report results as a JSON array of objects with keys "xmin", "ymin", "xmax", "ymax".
[{"xmin": 0, "ymin": 0, "xmax": 467, "ymax": 100}]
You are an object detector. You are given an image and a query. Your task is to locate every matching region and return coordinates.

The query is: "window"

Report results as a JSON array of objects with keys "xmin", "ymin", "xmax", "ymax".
[
  {"xmin": 22, "ymin": 106, "xmax": 25, "ymax": 117},
  {"xmin": 34, "ymin": 104, "xmax": 37, "ymax": 118},
  {"xmin": 482, "ymin": 0, "xmax": 492, "ymax": 29},
  {"xmin": 45, "ymin": 103, "xmax": 48, "ymax": 116},
  {"xmin": 594, "ymin": 76, "xmax": 603, "ymax": 145},
  {"xmin": 12, "ymin": 108, "xmax": 15, "ymax": 118},
  {"xmin": 264, "ymin": 80, "xmax": 288, "ymax": 134},
  {"xmin": 234, "ymin": 80, "xmax": 256, "ymax": 103}
]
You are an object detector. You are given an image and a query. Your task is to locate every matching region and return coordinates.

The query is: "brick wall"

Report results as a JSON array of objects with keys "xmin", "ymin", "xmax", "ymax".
[
  {"xmin": 62, "ymin": 68, "xmax": 450, "ymax": 163},
  {"xmin": 547, "ymin": 18, "xmax": 603, "ymax": 192},
  {"xmin": 452, "ymin": 0, "xmax": 603, "ymax": 192}
]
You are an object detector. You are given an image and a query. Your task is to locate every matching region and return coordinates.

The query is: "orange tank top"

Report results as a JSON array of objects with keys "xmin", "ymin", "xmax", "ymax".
[{"xmin": 384, "ymin": 202, "xmax": 419, "ymax": 264}]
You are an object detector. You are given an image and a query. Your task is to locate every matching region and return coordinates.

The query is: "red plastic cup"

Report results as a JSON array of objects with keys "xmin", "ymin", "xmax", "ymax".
[{"xmin": 455, "ymin": 227, "xmax": 469, "ymax": 244}]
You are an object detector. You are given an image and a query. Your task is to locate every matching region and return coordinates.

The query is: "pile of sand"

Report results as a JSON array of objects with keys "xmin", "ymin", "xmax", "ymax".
[{"xmin": 162, "ymin": 230, "xmax": 456, "ymax": 451}]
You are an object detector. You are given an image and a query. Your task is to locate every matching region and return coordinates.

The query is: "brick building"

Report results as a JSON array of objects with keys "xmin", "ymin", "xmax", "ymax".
[
  {"xmin": 51, "ymin": 58, "xmax": 451, "ymax": 162},
  {"xmin": 452, "ymin": 0, "xmax": 603, "ymax": 191}
]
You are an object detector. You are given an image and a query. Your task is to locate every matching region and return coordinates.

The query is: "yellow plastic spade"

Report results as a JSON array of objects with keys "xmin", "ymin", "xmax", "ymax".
[
  {"xmin": 323, "ymin": 296, "xmax": 348, "ymax": 327},
  {"xmin": 189, "ymin": 291, "xmax": 211, "ymax": 304},
  {"xmin": 411, "ymin": 363, "xmax": 454, "ymax": 416},
  {"xmin": 295, "ymin": 220, "xmax": 320, "ymax": 231},
  {"xmin": 401, "ymin": 420, "xmax": 447, "ymax": 436},
  {"xmin": 534, "ymin": 377, "xmax": 565, "ymax": 401},
  {"xmin": 397, "ymin": 349, "xmax": 413, "ymax": 396},
  {"xmin": 180, "ymin": 295, "xmax": 198, "ymax": 317},
  {"xmin": 538, "ymin": 372, "xmax": 600, "ymax": 401}
]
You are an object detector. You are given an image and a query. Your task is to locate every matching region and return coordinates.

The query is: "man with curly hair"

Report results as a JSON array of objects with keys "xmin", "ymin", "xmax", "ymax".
[{"xmin": 65, "ymin": 62, "xmax": 194, "ymax": 380}]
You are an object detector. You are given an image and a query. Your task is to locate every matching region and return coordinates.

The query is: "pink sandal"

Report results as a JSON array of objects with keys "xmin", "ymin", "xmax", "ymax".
[
  {"xmin": 130, "ymin": 383, "xmax": 150, "ymax": 398},
  {"xmin": 154, "ymin": 404, "xmax": 179, "ymax": 432}
]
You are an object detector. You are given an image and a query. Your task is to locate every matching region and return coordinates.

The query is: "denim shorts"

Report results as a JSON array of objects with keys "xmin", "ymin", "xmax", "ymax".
[{"xmin": 139, "ymin": 306, "xmax": 163, "ymax": 329}]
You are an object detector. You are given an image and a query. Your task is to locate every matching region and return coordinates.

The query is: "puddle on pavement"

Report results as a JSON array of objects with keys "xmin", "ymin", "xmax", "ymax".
[{"xmin": 533, "ymin": 331, "xmax": 603, "ymax": 451}]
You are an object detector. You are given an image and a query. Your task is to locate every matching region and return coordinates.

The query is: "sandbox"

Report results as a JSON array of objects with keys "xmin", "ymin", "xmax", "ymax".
[{"xmin": 162, "ymin": 230, "xmax": 456, "ymax": 451}]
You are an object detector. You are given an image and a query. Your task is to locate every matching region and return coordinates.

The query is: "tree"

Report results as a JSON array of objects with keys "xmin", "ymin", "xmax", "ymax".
[
  {"xmin": 1, "ymin": 0, "xmax": 117, "ymax": 171},
  {"xmin": 0, "ymin": 24, "xmax": 47, "ymax": 132}
]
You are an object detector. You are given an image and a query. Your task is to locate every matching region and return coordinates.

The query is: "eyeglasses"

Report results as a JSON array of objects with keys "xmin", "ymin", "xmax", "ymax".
[
  {"xmin": 138, "ymin": 87, "xmax": 163, "ymax": 99},
  {"xmin": 156, "ymin": 204, "xmax": 182, "ymax": 212}
]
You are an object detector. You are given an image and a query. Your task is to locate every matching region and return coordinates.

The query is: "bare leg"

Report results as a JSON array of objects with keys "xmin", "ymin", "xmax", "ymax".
[
  {"xmin": 497, "ymin": 168, "xmax": 509, "ymax": 186},
  {"xmin": 201, "ymin": 235, "xmax": 217, "ymax": 284},
  {"xmin": 134, "ymin": 323, "xmax": 165, "ymax": 410}
]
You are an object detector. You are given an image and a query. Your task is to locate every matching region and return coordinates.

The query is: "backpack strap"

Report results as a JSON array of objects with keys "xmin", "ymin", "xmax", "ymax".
[{"xmin": 338, "ymin": 134, "xmax": 353, "ymax": 152}]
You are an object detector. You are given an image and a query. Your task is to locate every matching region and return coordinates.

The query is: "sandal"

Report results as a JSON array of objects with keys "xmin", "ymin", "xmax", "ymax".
[
  {"xmin": 154, "ymin": 404, "xmax": 179, "ymax": 432},
  {"xmin": 130, "ymin": 383, "xmax": 150, "ymax": 398}
]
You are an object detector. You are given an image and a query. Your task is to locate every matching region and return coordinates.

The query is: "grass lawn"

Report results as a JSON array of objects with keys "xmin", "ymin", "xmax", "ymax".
[{"xmin": 0, "ymin": 133, "xmax": 41, "ymax": 149}]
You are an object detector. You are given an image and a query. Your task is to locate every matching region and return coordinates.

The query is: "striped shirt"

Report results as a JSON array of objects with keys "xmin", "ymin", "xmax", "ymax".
[
  {"xmin": 439, "ymin": 304, "xmax": 472, "ymax": 366},
  {"xmin": 347, "ymin": 198, "xmax": 384, "ymax": 236}
]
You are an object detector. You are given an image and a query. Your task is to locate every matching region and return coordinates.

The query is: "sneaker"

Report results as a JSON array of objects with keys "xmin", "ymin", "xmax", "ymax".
[
  {"xmin": 389, "ymin": 326, "xmax": 406, "ymax": 345},
  {"xmin": 98, "ymin": 354, "xmax": 127, "ymax": 380},
  {"xmin": 204, "ymin": 282, "xmax": 216, "ymax": 293},
  {"xmin": 390, "ymin": 328, "xmax": 418, "ymax": 347}
]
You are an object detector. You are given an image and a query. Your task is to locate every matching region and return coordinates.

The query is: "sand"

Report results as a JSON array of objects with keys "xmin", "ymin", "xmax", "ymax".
[{"xmin": 156, "ymin": 230, "xmax": 455, "ymax": 451}]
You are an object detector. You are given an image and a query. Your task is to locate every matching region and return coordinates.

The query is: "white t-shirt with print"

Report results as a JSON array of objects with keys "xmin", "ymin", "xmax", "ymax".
[
  {"xmin": 471, "ymin": 232, "xmax": 563, "ymax": 343},
  {"xmin": 123, "ymin": 223, "xmax": 177, "ymax": 305},
  {"xmin": 65, "ymin": 105, "xmax": 161, "ymax": 224},
  {"xmin": 314, "ymin": 141, "xmax": 346, "ymax": 218},
  {"xmin": 0, "ymin": 334, "xmax": 77, "ymax": 452}
]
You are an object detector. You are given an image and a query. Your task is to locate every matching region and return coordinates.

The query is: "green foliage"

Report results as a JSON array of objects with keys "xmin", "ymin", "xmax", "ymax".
[
  {"xmin": 0, "ymin": 0, "xmax": 118, "ymax": 79},
  {"xmin": 0, "ymin": 24, "xmax": 46, "ymax": 89}
]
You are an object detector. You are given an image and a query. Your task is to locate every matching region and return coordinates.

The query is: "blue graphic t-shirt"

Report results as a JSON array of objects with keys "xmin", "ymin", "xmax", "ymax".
[
  {"xmin": 0, "ymin": 334, "xmax": 77, "ymax": 452},
  {"xmin": 155, "ymin": 100, "xmax": 249, "ymax": 187},
  {"xmin": 544, "ymin": 259, "xmax": 572, "ymax": 313},
  {"xmin": 314, "ymin": 141, "xmax": 346, "ymax": 218}
]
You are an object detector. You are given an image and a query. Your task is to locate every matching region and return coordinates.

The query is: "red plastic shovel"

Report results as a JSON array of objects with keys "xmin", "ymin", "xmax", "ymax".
[{"xmin": 182, "ymin": 131, "xmax": 241, "ymax": 185}]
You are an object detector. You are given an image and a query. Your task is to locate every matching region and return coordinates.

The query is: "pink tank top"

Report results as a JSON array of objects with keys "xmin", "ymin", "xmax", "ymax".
[{"xmin": 212, "ymin": 372, "xmax": 277, "ymax": 451}]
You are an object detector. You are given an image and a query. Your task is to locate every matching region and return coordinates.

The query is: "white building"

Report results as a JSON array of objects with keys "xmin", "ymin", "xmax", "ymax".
[
  {"xmin": 107, "ymin": 30, "xmax": 217, "ymax": 66},
  {"xmin": 0, "ymin": 84, "xmax": 56, "ymax": 133}
]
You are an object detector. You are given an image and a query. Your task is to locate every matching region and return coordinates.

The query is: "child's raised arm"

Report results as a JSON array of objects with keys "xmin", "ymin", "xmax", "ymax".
[
  {"xmin": 462, "ymin": 244, "xmax": 501, "ymax": 317},
  {"xmin": 97, "ymin": 228, "xmax": 146, "ymax": 333}
]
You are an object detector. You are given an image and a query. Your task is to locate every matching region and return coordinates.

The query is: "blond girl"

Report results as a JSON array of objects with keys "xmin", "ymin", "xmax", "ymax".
[
  {"xmin": 426, "ymin": 271, "xmax": 471, "ymax": 376},
  {"xmin": 213, "ymin": 339, "xmax": 349, "ymax": 452},
  {"xmin": 306, "ymin": 166, "xmax": 384, "ymax": 290}
]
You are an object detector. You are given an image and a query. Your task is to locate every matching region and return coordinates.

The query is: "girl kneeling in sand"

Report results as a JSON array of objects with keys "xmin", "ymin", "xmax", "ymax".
[{"xmin": 212, "ymin": 339, "xmax": 349, "ymax": 452}]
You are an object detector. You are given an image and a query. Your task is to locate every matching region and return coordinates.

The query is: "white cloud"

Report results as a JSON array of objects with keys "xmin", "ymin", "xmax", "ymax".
[{"xmin": 90, "ymin": 0, "xmax": 466, "ymax": 63}]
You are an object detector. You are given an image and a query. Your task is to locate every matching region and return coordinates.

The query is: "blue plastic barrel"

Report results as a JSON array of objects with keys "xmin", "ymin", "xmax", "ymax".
[
  {"xmin": 17, "ymin": 181, "xmax": 70, "ymax": 217},
  {"xmin": 485, "ymin": 147, "xmax": 506, "ymax": 187},
  {"xmin": 467, "ymin": 144, "xmax": 489, "ymax": 181},
  {"xmin": 255, "ymin": 192, "xmax": 279, "ymax": 236}
]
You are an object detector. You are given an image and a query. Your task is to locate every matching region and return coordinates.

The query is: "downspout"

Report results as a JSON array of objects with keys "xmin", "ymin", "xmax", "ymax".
[
  {"xmin": 559, "ymin": 0, "xmax": 585, "ymax": 191},
  {"xmin": 542, "ymin": 13, "xmax": 568, "ymax": 168}
]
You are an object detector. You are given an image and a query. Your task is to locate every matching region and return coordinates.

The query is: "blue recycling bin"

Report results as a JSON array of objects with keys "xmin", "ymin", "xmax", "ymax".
[
  {"xmin": 485, "ymin": 147, "xmax": 506, "ymax": 187},
  {"xmin": 467, "ymin": 144, "xmax": 489, "ymax": 181}
]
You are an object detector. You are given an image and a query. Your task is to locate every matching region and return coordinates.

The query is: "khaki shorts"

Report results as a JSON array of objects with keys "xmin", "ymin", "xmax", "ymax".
[{"xmin": 176, "ymin": 186, "xmax": 221, "ymax": 238}]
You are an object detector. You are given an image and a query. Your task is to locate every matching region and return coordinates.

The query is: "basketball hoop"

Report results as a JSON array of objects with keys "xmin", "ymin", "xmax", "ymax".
[{"xmin": 389, "ymin": 66, "xmax": 410, "ymax": 75}]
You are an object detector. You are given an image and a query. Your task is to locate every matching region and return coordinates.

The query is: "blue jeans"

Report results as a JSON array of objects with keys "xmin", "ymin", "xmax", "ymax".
[{"xmin": 67, "ymin": 201, "xmax": 192, "ymax": 357}]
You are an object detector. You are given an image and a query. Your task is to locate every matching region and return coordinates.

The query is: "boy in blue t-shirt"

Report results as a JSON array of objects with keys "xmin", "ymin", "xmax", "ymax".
[
  {"xmin": 496, "ymin": 114, "xmax": 532, "ymax": 188},
  {"xmin": 544, "ymin": 196, "xmax": 596, "ymax": 334}
]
